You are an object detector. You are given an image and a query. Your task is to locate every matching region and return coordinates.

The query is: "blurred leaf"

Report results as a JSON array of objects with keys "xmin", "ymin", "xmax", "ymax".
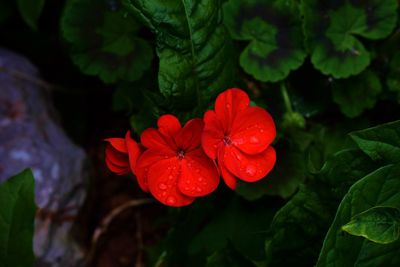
[
  {"xmin": 206, "ymin": 243, "xmax": 256, "ymax": 267},
  {"xmin": 0, "ymin": 0, "xmax": 13, "ymax": 24},
  {"xmin": 189, "ymin": 198, "xmax": 278, "ymax": 261},
  {"xmin": 387, "ymin": 51, "xmax": 400, "ymax": 99},
  {"xmin": 124, "ymin": 0, "xmax": 234, "ymax": 110},
  {"xmin": 317, "ymin": 164, "xmax": 400, "ymax": 266},
  {"xmin": 303, "ymin": 0, "xmax": 398, "ymax": 78},
  {"xmin": 332, "ymin": 70, "xmax": 382, "ymax": 118},
  {"xmin": 342, "ymin": 206, "xmax": 400, "ymax": 244},
  {"xmin": 0, "ymin": 169, "xmax": 36, "ymax": 267},
  {"xmin": 223, "ymin": 0, "xmax": 306, "ymax": 82},
  {"xmin": 350, "ymin": 120, "xmax": 400, "ymax": 163},
  {"xmin": 61, "ymin": 0, "xmax": 153, "ymax": 83},
  {"xmin": 17, "ymin": 0, "xmax": 44, "ymax": 30},
  {"xmin": 265, "ymin": 149, "xmax": 377, "ymax": 267}
]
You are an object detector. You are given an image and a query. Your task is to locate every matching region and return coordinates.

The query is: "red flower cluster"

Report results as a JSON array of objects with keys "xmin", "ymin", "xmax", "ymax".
[{"xmin": 105, "ymin": 89, "xmax": 276, "ymax": 207}]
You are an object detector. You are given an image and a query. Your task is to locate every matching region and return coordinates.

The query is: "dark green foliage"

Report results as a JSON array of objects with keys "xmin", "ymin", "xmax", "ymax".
[{"xmin": 0, "ymin": 170, "xmax": 36, "ymax": 267}]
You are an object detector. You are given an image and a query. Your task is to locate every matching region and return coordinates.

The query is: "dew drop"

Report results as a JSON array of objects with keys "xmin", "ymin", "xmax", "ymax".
[
  {"xmin": 164, "ymin": 155, "xmax": 169, "ymax": 159},
  {"xmin": 162, "ymin": 192, "xmax": 167, "ymax": 197},
  {"xmin": 259, "ymin": 129, "xmax": 265, "ymax": 133},
  {"xmin": 158, "ymin": 183, "xmax": 167, "ymax": 190},
  {"xmin": 196, "ymin": 187, "xmax": 203, "ymax": 192},
  {"xmin": 235, "ymin": 154, "xmax": 243, "ymax": 161},
  {"xmin": 196, "ymin": 169, "xmax": 201, "ymax": 173},
  {"xmin": 226, "ymin": 104, "xmax": 231, "ymax": 108},
  {"xmin": 245, "ymin": 165, "xmax": 256, "ymax": 176},
  {"xmin": 188, "ymin": 162, "xmax": 192, "ymax": 167},
  {"xmin": 168, "ymin": 175, "xmax": 174, "ymax": 180},
  {"xmin": 198, "ymin": 176, "xmax": 204, "ymax": 182},
  {"xmin": 166, "ymin": 196, "xmax": 177, "ymax": 205},
  {"xmin": 250, "ymin": 136, "xmax": 259, "ymax": 144}
]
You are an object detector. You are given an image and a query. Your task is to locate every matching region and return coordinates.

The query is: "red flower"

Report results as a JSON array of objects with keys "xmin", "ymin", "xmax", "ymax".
[
  {"xmin": 202, "ymin": 88, "xmax": 276, "ymax": 189},
  {"xmin": 105, "ymin": 131, "xmax": 141, "ymax": 175},
  {"xmin": 135, "ymin": 115, "xmax": 220, "ymax": 207}
]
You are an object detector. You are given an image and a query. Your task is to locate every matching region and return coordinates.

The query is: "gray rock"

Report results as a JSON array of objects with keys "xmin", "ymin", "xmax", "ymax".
[{"xmin": 0, "ymin": 48, "xmax": 86, "ymax": 267}]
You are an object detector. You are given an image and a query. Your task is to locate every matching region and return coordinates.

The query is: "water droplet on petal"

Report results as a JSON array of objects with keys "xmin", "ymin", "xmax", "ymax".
[
  {"xmin": 159, "ymin": 183, "xmax": 167, "ymax": 190},
  {"xmin": 245, "ymin": 165, "xmax": 256, "ymax": 176},
  {"xmin": 196, "ymin": 187, "xmax": 202, "ymax": 192},
  {"xmin": 259, "ymin": 129, "xmax": 265, "ymax": 133},
  {"xmin": 162, "ymin": 192, "xmax": 167, "ymax": 197},
  {"xmin": 235, "ymin": 154, "xmax": 243, "ymax": 161},
  {"xmin": 226, "ymin": 104, "xmax": 231, "ymax": 108},
  {"xmin": 250, "ymin": 136, "xmax": 259, "ymax": 144},
  {"xmin": 198, "ymin": 176, "xmax": 203, "ymax": 182},
  {"xmin": 196, "ymin": 169, "xmax": 201, "ymax": 173},
  {"xmin": 188, "ymin": 162, "xmax": 192, "ymax": 167},
  {"xmin": 168, "ymin": 175, "xmax": 174, "ymax": 180},
  {"xmin": 166, "ymin": 196, "xmax": 176, "ymax": 205},
  {"xmin": 164, "ymin": 155, "xmax": 169, "ymax": 159}
]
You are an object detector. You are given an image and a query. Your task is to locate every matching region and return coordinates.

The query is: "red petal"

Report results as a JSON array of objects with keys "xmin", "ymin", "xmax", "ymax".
[
  {"xmin": 104, "ymin": 138, "xmax": 127, "ymax": 153},
  {"xmin": 175, "ymin": 118, "xmax": 203, "ymax": 151},
  {"xmin": 202, "ymin": 110, "xmax": 224, "ymax": 160},
  {"xmin": 147, "ymin": 158, "xmax": 195, "ymax": 207},
  {"xmin": 158, "ymin": 114, "xmax": 181, "ymax": 138},
  {"xmin": 140, "ymin": 128, "xmax": 174, "ymax": 151},
  {"xmin": 231, "ymin": 107, "xmax": 276, "ymax": 155},
  {"xmin": 125, "ymin": 131, "xmax": 142, "ymax": 173},
  {"xmin": 135, "ymin": 149, "xmax": 175, "ymax": 192},
  {"xmin": 217, "ymin": 145, "xmax": 237, "ymax": 189},
  {"xmin": 214, "ymin": 88, "xmax": 250, "ymax": 131},
  {"xmin": 223, "ymin": 145, "xmax": 276, "ymax": 182},
  {"xmin": 177, "ymin": 149, "xmax": 220, "ymax": 197},
  {"xmin": 105, "ymin": 145, "xmax": 129, "ymax": 167},
  {"xmin": 105, "ymin": 156, "xmax": 130, "ymax": 175},
  {"xmin": 219, "ymin": 163, "xmax": 238, "ymax": 190}
]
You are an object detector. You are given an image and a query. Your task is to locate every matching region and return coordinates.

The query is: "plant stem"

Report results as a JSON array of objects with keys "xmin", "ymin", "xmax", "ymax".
[{"xmin": 280, "ymin": 82, "xmax": 293, "ymax": 113}]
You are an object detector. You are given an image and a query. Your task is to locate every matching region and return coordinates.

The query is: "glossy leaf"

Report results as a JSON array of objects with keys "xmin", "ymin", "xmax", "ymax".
[
  {"xmin": 123, "ymin": 0, "xmax": 234, "ymax": 109},
  {"xmin": 223, "ymin": 0, "xmax": 306, "ymax": 82},
  {"xmin": 350, "ymin": 120, "xmax": 400, "ymax": 163},
  {"xmin": 303, "ymin": 0, "xmax": 398, "ymax": 78},
  {"xmin": 265, "ymin": 149, "xmax": 377, "ymax": 267},
  {"xmin": 0, "ymin": 169, "xmax": 36, "ymax": 267},
  {"xmin": 61, "ymin": 0, "xmax": 153, "ymax": 83},
  {"xmin": 317, "ymin": 164, "xmax": 400, "ymax": 267},
  {"xmin": 17, "ymin": 0, "xmax": 44, "ymax": 29},
  {"xmin": 332, "ymin": 70, "xmax": 382, "ymax": 118},
  {"xmin": 342, "ymin": 206, "xmax": 400, "ymax": 244}
]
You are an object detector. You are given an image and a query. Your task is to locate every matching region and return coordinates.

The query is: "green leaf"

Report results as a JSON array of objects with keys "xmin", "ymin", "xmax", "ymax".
[
  {"xmin": 342, "ymin": 206, "xmax": 400, "ymax": 244},
  {"xmin": 223, "ymin": 0, "xmax": 306, "ymax": 82},
  {"xmin": 123, "ymin": 0, "xmax": 234, "ymax": 109},
  {"xmin": 265, "ymin": 149, "xmax": 377, "ymax": 267},
  {"xmin": 317, "ymin": 164, "xmax": 400, "ymax": 266},
  {"xmin": 303, "ymin": 0, "xmax": 398, "ymax": 78},
  {"xmin": 61, "ymin": 0, "xmax": 153, "ymax": 83},
  {"xmin": 350, "ymin": 120, "xmax": 400, "ymax": 163},
  {"xmin": 17, "ymin": 0, "xmax": 44, "ymax": 30},
  {"xmin": 206, "ymin": 243, "xmax": 256, "ymax": 267},
  {"xmin": 332, "ymin": 70, "xmax": 382, "ymax": 118},
  {"xmin": 0, "ymin": 169, "xmax": 36, "ymax": 267}
]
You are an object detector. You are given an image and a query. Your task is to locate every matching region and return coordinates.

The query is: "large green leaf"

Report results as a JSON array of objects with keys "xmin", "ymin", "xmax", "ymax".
[
  {"xmin": 123, "ymin": 0, "xmax": 234, "ymax": 109},
  {"xmin": 0, "ymin": 169, "xmax": 36, "ymax": 267},
  {"xmin": 303, "ymin": 0, "xmax": 398, "ymax": 78},
  {"xmin": 342, "ymin": 206, "xmax": 400, "ymax": 244},
  {"xmin": 17, "ymin": 0, "xmax": 44, "ymax": 30},
  {"xmin": 265, "ymin": 149, "xmax": 377, "ymax": 267},
  {"xmin": 331, "ymin": 70, "xmax": 382, "ymax": 118},
  {"xmin": 223, "ymin": 0, "xmax": 306, "ymax": 82},
  {"xmin": 206, "ymin": 244, "xmax": 256, "ymax": 267},
  {"xmin": 61, "ymin": 0, "xmax": 153, "ymax": 83},
  {"xmin": 317, "ymin": 164, "xmax": 400, "ymax": 267},
  {"xmin": 350, "ymin": 120, "xmax": 400, "ymax": 163}
]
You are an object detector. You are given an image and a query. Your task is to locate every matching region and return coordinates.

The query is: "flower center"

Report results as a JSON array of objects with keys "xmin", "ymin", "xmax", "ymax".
[
  {"xmin": 223, "ymin": 135, "xmax": 232, "ymax": 146},
  {"xmin": 177, "ymin": 150, "xmax": 185, "ymax": 160}
]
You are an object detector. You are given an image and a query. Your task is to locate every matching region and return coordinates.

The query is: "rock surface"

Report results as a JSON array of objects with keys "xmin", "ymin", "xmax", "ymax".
[{"xmin": 0, "ymin": 48, "xmax": 86, "ymax": 267}]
